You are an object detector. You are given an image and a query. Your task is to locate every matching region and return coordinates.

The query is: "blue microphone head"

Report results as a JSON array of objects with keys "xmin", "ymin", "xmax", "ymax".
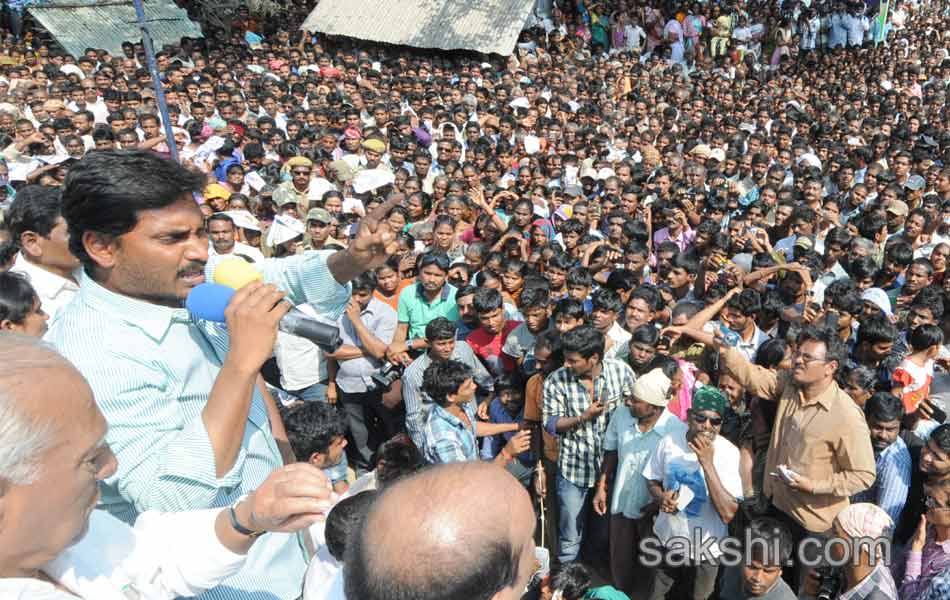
[{"xmin": 186, "ymin": 283, "xmax": 235, "ymax": 323}]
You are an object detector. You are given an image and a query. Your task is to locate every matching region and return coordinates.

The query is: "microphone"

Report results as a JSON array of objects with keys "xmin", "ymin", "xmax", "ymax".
[{"xmin": 187, "ymin": 282, "xmax": 342, "ymax": 352}]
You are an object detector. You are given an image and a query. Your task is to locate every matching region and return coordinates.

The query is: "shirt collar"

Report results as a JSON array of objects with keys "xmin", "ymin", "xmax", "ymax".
[
  {"xmin": 77, "ymin": 270, "xmax": 190, "ymax": 341},
  {"xmin": 416, "ymin": 281, "xmax": 452, "ymax": 302},
  {"xmin": 363, "ymin": 297, "xmax": 385, "ymax": 316},
  {"xmin": 12, "ymin": 252, "xmax": 79, "ymax": 298},
  {"xmin": 432, "ymin": 402, "xmax": 472, "ymax": 428},
  {"xmin": 797, "ymin": 379, "xmax": 839, "ymax": 410}
]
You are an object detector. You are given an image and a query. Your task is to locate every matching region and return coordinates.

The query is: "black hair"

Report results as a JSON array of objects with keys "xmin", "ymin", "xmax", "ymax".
[
  {"xmin": 910, "ymin": 257, "xmax": 935, "ymax": 277},
  {"xmin": 566, "ymin": 266, "xmax": 593, "ymax": 288},
  {"xmin": 520, "ymin": 285, "xmax": 550, "ymax": 310},
  {"xmin": 797, "ymin": 324, "xmax": 847, "ymax": 373},
  {"xmin": 726, "ymin": 288, "xmax": 762, "ymax": 316},
  {"xmin": 561, "ymin": 325, "xmax": 605, "ymax": 360},
  {"xmin": 848, "ymin": 255, "xmax": 879, "ymax": 281},
  {"xmin": 832, "ymin": 290, "xmax": 864, "ymax": 317},
  {"xmin": 473, "ymin": 287, "xmax": 503, "ymax": 314},
  {"xmin": 352, "ymin": 271, "xmax": 378, "ymax": 293},
  {"xmin": 534, "ymin": 329, "xmax": 563, "ymax": 359},
  {"xmin": 911, "ymin": 288, "xmax": 945, "ymax": 320},
  {"xmin": 6, "ymin": 185, "xmax": 63, "ymax": 241},
  {"xmin": 605, "ymin": 269, "xmax": 639, "ymax": 294},
  {"xmin": 836, "ymin": 363, "xmax": 873, "ymax": 395},
  {"xmin": 326, "ymin": 491, "xmax": 376, "ymax": 562},
  {"xmin": 283, "ymin": 401, "xmax": 347, "ymax": 460},
  {"xmin": 745, "ymin": 518, "xmax": 793, "ymax": 565},
  {"xmin": 374, "ymin": 435, "xmax": 425, "ymax": 488},
  {"xmin": 857, "ymin": 214, "xmax": 887, "ymax": 241},
  {"xmin": 631, "ymin": 324, "xmax": 660, "ymax": 346},
  {"xmin": 885, "ymin": 241, "xmax": 914, "ymax": 267},
  {"xmin": 857, "ymin": 314, "xmax": 898, "ymax": 347},
  {"xmin": 552, "ymin": 563, "xmax": 592, "ymax": 600},
  {"xmin": 864, "ymin": 392, "xmax": 905, "ymax": 424},
  {"xmin": 560, "ymin": 218, "xmax": 585, "ymax": 235},
  {"xmin": 591, "ymin": 288, "xmax": 623, "ymax": 314},
  {"xmin": 547, "ymin": 251, "xmax": 575, "ymax": 272},
  {"xmin": 422, "ymin": 359, "xmax": 474, "ymax": 407},
  {"xmin": 671, "ymin": 300, "xmax": 701, "ymax": 320},
  {"xmin": 0, "ymin": 271, "xmax": 38, "ymax": 324},
  {"xmin": 416, "ymin": 250, "xmax": 451, "ymax": 273},
  {"xmin": 61, "ymin": 150, "xmax": 206, "ymax": 274},
  {"xmin": 552, "ymin": 297, "xmax": 586, "ymax": 322},
  {"xmin": 425, "ymin": 317, "xmax": 457, "ymax": 342},
  {"xmin": 909, "ymin": 324, "xmax": 944, "ymax": 352},
  {"xmin": 755, "ymin": 338, "xmax": 788, "ymax": 369},
  {"xmin": 672, "ymin": 252, "xmax": 700, "ymax": 276},
  {"xmin": 455, "ymin": 283, "xmax": 477, "ymax": 301},
  {"xmin": 930, "ymin": 424, "xmax": 950, "ymax": 453}
]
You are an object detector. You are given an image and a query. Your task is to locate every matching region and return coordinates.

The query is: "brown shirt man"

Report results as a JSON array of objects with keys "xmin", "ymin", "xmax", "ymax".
[{"xmin": 722, "ymin": 347, "xmax": 875, "ymax": 533}]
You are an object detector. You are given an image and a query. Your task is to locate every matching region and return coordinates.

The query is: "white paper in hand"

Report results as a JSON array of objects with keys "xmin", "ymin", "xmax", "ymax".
[{"xmin": 675, "ymin": 485, "xmax": 695, "ymax": 511}]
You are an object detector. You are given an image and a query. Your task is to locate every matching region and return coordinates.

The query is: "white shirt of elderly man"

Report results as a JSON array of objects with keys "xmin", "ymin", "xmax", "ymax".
[{"xmin": 0, "ymin": 334, "xmax": 333, "ymax": 600}]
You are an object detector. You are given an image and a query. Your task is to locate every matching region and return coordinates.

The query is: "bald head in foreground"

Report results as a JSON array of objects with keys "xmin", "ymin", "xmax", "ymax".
[{"xmin": 345, "ymin": 461, "xmax": 536, "ymax": 600}]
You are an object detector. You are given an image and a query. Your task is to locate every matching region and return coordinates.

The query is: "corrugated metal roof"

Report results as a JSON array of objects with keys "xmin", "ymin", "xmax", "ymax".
[
  {"xmin": 300, "ymin": 0, "xmax": 535, "ymax": 56},
  {"xmin": 28, "ymin": 0, "xmax": 202, "ymax": 58}
]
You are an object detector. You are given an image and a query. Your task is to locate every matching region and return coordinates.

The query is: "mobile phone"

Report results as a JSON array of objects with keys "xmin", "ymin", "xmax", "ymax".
[{"xmin": 930, "ymin": 403, "xmax": 948, "ymax": 424}]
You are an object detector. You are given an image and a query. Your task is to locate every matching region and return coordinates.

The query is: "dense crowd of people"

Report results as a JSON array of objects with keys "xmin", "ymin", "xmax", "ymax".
[{"xmin": 1, "ymin": 0, "xmax": 950, "ymax": 598}]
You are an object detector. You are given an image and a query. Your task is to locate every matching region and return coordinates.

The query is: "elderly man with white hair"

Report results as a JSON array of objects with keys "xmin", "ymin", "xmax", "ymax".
[{"xmin": 0, "ymin": 334, "xmax": 334, "ymax": 599}]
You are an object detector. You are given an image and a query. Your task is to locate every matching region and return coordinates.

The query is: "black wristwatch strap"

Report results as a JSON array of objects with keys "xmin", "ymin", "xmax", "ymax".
[{"xmin": 229, "ymin": 502, "xmax": 265, "ymax": 538}]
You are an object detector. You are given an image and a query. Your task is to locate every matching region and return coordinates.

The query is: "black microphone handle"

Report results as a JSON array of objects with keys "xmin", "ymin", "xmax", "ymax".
[{"xmin": 279, "ymin": 307, "xmax": 342, "ymax": 352}]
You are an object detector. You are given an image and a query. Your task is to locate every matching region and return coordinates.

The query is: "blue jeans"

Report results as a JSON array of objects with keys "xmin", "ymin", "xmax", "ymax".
[
  {"xmin": 293, "ymin": 381, "xmax": 328, "ymax": 402},
  {"xmin": 557, "ymin": 473, "xmax": 592, "ymax": 563}
]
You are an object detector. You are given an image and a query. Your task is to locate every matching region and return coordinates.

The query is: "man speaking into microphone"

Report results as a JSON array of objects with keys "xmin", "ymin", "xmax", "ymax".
[{"xmin": 46, "ymin": 150, "xmax": 399, "ymax": 600}]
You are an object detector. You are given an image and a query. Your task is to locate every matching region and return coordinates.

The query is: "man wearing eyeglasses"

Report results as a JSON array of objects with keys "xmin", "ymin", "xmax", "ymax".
[
  {"xmin": 643, "ymin": 385, "xmax": 742, "ymax": 600},
  {"xmin": 718, "ymin": 325, "xmax": 875, "ymax": 579}
]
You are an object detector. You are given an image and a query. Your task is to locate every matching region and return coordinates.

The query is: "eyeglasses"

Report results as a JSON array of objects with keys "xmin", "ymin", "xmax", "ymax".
[
  {"xmin": 692, "ymin": 414, "xmax": 723, "ymax": 426},
  {"xmin": 791, "ymin": 351, "xmax": 828, "ymax": 365},
  {"xmin": 292, "ymin": 170, "xmax": 311, "ymax": 176}
]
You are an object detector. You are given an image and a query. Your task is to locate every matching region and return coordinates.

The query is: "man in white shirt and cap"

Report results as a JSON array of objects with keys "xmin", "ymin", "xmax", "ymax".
[
  {"xmin": 593, "ymin": 368, "xmax": 688, "ymax": 597},
  {"xmin": 0, "ymin": 334, "xmax": 334, "ymax": 600}
]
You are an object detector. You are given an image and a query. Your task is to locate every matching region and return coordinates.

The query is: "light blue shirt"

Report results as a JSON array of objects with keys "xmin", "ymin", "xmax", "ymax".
[
  {"xmin": 47, "ymin": 251, "xmax": 351, "ymax": 600},
  {"xmin": 604, "ymin": 408, "xmax": 687, "ymax": 518}
]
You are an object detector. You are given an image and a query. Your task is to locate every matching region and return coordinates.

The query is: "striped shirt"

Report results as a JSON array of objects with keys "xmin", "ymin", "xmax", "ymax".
[
  {"xmin": 47, "ymin": 251, "xmax": 351, "ymax": 600},
  {"xmin": 852, "ymin": 436, "xmax": 912, "ymax": 526},
  {"xmin": 542, "ymin": 359, "xmax": 637, "ymax": 488},
  {"xmin": 403, "ymin": 341, "xmax": 493, "ymax": 448}
]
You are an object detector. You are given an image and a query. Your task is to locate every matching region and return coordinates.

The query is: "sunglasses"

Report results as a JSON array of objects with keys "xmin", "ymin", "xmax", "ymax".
[{"xmin": 692, "ymin": 414, "xmax": 723, "ymax": 426}]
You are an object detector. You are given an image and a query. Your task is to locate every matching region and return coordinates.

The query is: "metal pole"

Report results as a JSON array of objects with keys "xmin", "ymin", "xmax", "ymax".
[{"xmin": 132, "ymin": 0, "xmax": 179, "ymax": 162}]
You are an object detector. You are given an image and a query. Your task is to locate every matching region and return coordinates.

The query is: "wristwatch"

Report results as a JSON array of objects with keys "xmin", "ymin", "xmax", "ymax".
[{"xmin": 229, "ymin": 500, "xmax": 265, "ymax": 538}]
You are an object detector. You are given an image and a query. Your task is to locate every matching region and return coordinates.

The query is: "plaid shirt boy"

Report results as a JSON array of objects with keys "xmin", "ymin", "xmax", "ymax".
[
  {"xmin": 422, "ymin": 400, "xmax": 479, "ymax": 465},
  {"xmin": 541, "ymin": 358, "xmax": 636, "ymax": 488}
]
